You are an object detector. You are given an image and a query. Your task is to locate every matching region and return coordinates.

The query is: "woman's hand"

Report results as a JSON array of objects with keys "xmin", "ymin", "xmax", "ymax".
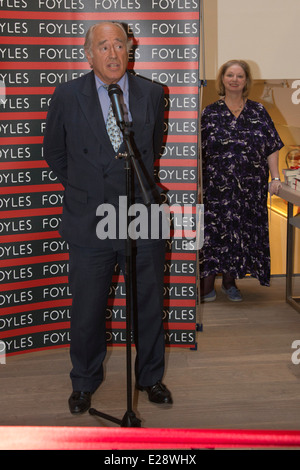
[{"xmin": 269, "ymin": 179, "xmax": 282, "ymax": 196}]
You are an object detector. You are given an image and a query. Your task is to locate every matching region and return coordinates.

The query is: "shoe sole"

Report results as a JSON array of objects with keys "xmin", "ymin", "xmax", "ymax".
[
  {"xmin": 201, "ymin": 290, "xmax": 217, "ymax": 303},
  {"xmin": 69, "ymin": 406, "xmax": 90, "ymax": 414},
  {"xmin": 202, "ymin": 295, "xmax": 216, "ymax": 302}
]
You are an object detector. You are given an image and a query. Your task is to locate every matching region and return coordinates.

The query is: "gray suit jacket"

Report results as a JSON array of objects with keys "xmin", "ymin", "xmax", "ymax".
[{"xmin": 43, "ymin": 71, "xmax": 165, "ymax": 247}]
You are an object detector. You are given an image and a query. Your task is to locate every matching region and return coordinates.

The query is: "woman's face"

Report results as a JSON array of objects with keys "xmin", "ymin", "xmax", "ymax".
[{"xmin": 222, "ymin": 64, "xmax": 247, "ymax": 95}]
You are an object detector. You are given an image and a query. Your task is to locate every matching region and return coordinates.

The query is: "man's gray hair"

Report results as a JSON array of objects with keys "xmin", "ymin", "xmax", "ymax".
[{"xmin": 84, "ymin": 22, "xmax": 133, "ymax": 56}]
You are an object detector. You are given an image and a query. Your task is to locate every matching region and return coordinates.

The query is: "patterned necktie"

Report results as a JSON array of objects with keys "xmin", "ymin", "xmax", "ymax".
[{"xmin": 105, "ymin": 99, "xmax": 122, "ymax": 153}]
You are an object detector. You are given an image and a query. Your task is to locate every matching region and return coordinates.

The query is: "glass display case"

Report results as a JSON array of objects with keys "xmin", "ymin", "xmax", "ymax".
[{"xmin": 269, "ymin": 145, "xmax": 300, "ymax": 218}]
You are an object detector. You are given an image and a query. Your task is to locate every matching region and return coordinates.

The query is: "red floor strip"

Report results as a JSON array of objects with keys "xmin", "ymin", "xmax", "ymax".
[{"xmin": 0, "ymin": 427, "xmax": 299, "ymax": 450}]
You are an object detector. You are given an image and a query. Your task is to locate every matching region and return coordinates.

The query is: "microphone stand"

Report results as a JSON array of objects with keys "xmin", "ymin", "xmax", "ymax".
[{"xmin": 89, "ymin": 119, "xmax": 150, "ymax": 427}]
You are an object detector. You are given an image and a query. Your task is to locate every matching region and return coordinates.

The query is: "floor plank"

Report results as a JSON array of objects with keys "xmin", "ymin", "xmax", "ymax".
[{"xmin": 1, "ymin": 276, "xmax": 300, "ymax": 431}]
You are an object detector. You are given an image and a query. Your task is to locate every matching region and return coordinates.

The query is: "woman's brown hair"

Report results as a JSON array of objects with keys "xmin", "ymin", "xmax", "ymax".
[{"xmin": 216, "ymin": 60, "xmax": 253, "ymax": 98}]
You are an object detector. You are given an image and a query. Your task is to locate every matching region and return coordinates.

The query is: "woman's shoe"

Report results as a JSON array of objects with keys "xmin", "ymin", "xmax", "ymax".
[
  {"xmin": 221, "ymin": 285, "xmax": 243, "ymax": 302},
  {"xmin": 201, "ymin": 289, "xmax": 217, "ymax": 302}
]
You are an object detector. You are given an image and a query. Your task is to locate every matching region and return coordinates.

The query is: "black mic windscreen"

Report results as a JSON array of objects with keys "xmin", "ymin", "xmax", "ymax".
[
  {"xmin": 108, "ymin": 83, "xmax": 123, "ymax": 97},
  {"xmin": 107, "ymin": 84, "xmax": 124, "ymax": 126}
]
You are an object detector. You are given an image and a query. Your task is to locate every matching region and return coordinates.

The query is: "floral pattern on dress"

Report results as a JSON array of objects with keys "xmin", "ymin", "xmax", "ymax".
[{"xmin": 200, "ymin": 99, "xmax": 284, "ymax": 286}]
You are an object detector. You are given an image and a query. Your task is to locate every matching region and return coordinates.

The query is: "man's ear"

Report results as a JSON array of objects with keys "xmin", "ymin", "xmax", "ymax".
[{"xmin": 85, "ymin": 50, "xmax": 93, "ymax": 69}]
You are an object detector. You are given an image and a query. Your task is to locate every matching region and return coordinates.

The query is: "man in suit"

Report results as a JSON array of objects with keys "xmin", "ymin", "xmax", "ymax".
[{"xmin": 43, "ymin": 21, "xmax": 172, "ymax": 414}]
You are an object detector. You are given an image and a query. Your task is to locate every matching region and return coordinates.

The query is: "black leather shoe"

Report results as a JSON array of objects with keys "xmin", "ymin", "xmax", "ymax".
[
  {"xmin": 68, "ymin": 391, "xmax": 91, "ymax": 414},
  {"xmin": 137, "ymin": 381, "xmax": 173, "ymax": 404}
]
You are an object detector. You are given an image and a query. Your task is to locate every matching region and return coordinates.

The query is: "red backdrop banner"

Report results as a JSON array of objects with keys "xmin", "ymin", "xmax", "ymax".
[{"xmin": 0, "ymin": 0, "xmax": 200, "ymax": 354}]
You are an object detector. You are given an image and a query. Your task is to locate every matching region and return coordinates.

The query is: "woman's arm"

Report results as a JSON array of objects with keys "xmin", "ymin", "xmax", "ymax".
[{"xmin": 267, "ymin": 150, "xmax": 282, "ymax": 195}]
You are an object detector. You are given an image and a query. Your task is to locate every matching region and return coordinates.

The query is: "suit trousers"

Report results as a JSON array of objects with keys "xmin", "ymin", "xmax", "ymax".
[{"xmin": 68, "ymin": 239, "xmax": 166, "ymax": 393}]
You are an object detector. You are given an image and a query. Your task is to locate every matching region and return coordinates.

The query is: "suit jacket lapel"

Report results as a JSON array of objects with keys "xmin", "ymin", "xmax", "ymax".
[
  {"xmin": 76, "ymin": 71, "xmax": 110, "ymax": 147},
  {"xmin": 76, "ymin": 71, "xmax": 147, "ymax": 160},
  {"xmin": 128, "ymin": 72, "xmax": 147, "ymax": 139}
]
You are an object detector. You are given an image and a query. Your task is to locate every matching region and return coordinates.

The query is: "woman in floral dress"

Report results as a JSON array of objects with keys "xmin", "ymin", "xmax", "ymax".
[{"xmin": 200, "ymin": 60, "xmax": 284, "ymax": 302}]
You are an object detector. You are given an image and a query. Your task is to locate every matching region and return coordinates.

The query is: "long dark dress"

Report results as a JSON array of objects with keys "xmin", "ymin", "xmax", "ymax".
[{"xmin": 200, "ymin": 99, "xmax": 284, "ymax": 286}]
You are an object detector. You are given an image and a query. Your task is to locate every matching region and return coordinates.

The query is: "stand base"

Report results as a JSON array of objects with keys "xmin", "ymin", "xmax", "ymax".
[{"xmin": 89, "ymin": 408, "xmax": 142, "ymax": 427}]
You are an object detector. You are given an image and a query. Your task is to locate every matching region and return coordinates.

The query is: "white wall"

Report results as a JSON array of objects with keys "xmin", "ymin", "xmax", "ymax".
[{"xmin": 203, "ymin": 0, "xmax": 300, "ymax": 79}]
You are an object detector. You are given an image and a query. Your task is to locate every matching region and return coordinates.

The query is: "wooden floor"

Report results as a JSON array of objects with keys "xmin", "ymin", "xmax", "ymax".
[{"xmin": 1, "ymin": 276, "xmax": 300, "ymax": 431}]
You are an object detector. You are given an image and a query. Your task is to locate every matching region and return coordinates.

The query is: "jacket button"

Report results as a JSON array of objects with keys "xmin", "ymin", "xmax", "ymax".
[{"xmin": 83, "ymin": 148, "xmax": 88, "ymax": 153}]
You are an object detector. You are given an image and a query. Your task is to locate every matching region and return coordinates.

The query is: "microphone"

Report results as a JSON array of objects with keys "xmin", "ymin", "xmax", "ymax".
[{"xmin": 108, "ymin": 84, "xmax": 125, "ymax": 129}]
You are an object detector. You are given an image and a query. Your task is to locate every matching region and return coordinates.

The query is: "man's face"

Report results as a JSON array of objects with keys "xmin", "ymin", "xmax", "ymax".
[{"xmin": 85, "ymin": 23, "xmax": 129, "ymax": 84}]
